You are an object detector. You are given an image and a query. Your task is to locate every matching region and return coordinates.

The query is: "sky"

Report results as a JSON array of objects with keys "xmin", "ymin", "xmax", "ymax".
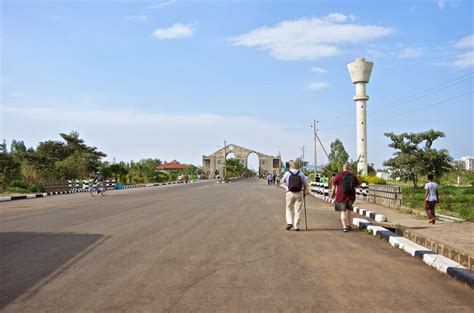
[{"xmin": 1, "ymin": 0, "xmax": 473, "ymax": 169}]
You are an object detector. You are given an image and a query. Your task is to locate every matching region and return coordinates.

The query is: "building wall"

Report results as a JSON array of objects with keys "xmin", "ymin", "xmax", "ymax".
[
  {"xmin": 461, "ymin": 156, "xmax": 474, "ymax": 171},
  {"xmin": 203, "ymin": 144, "xmax": 281, "ymax": 178}
]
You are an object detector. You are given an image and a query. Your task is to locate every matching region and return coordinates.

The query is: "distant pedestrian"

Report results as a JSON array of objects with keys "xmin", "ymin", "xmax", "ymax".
[
  {"xmin": 331, "ymin": 163, "xmax": 360, "ymax": 232},
  {"xmin": 282, "ymin": 161, "xmax": 308, "ymax": 231},
  {"xmin": 315, "ymin": 174, "xmax": 320, "ymax": 183},
  {"xmin": 267, "ymin": 174, "xmax": 273, "ymax": 185},
  {"xmin": 425, "ymin": 174, "xmax": 439, "ymax": 224},
  {"xmin": 320, "ymin": 175, "xmax": 328, "ymax": 184}
]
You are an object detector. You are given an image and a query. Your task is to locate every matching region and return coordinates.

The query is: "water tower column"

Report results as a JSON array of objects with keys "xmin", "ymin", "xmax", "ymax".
[{"xmin": 347, "ymin": 58, "xmax": 374, "ymax": 175}]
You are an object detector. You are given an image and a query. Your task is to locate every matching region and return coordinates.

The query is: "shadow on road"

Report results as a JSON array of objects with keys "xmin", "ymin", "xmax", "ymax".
[{"xmin": 0, "ymin": 231, "xmax": 107, "ymax": 309}]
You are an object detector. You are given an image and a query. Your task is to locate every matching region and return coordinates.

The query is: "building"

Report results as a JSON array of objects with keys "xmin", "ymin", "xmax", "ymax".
[
  {"xmin": 202, "ymin": 144, "xmax": 282, "ymax": 178},
  {"xmin": 461, "ymin": 156, "xmax": 474, "ymax": 171},
  {"xmin": 156, "ymin": 162, "xmax": 190, "ymax": 172}
]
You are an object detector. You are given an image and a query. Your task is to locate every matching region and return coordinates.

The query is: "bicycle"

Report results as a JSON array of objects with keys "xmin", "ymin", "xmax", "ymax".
[{"xmin": 90, "ymin": 181, "xmax": 107, "ymax": 197}]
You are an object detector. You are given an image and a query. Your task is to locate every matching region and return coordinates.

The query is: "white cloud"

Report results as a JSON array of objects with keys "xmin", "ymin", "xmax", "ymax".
[
  {"xmin": 398, "ymin": 47, "xmax": 423, "ymax": 58},
  {"xmin": 126, "ymin": 15, "xmax": 148, "ymax": 23},
  {"xmin": 152, "ymin": 23, "xmax": 194, "ymax": 40},
  {"xmin": 1, "ymin": 105, "xmax": 310, "ymax": 165},
  {"xmin": 229, "ymin": 13, "xmax": 393, "ymax": 61},
  {"xmin": 454, "ymin": 34, "xmax": 474, "ymax": 49},
  {"xmin": 437, "ymin": 0, "xmax": 461, "ymax": 9},
  {"xmin": 306, "ymin": 81, "xmax": 329, "ymax": 91},
  {"xmin": 367, "ymin": 48, "xmax": 385, "ymax": 57},
  {"xmin": 454, "ymin": 51, "xmax": 474, "ymax": 68},
  {"xmin": 149, "ymin": 0, "xmax": 176, "ymax": 9},
  {"xmin": 453, "ymin": 34, "xmax": 474, "ymax": 68},
  {"xmin": 311, "ymin": 67, "xmax": 328, "ymax": 74},
  {"xmin": 324, "ymin": 13, "xmax": 356, "ymax": 23}
]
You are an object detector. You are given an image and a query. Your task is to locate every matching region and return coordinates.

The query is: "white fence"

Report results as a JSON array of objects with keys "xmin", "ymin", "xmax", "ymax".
[{"xmin": 68, "ymin": 180, "xmax": 117, "ymax": 191}]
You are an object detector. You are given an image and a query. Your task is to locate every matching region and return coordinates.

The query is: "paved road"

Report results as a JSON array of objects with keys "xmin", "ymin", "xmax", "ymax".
[{"xmin": 1, "ymin": 179, "xmax": 473, "ymax": 312}]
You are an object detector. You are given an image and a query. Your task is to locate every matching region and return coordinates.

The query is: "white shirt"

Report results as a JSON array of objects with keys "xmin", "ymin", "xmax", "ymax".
[
  {"xmin": 425, "ymin": 182, "xmax": 438, "ymax": 202},
  {"xmin": 282, "ymin": 169, "xmax": 307, "ymax": 192}
]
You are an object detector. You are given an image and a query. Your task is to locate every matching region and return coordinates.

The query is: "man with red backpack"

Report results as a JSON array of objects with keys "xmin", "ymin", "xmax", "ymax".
[
  {"xmin": 331, "ymin": 163, "xmax": 361, "ymax": 232},
  {"xmin": 282, "ymin": 161, "xmax": 308, "ymax": 231}
]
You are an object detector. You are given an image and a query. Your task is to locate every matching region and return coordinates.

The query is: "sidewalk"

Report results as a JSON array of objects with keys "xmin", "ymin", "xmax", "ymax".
[{"xmin": 350, "ymin": 199, "xmax": 474, "ymax": 271}]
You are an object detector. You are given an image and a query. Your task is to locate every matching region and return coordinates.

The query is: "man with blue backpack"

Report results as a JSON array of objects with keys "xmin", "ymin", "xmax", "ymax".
[
  {"xmin": 282, "ymin": 161, "xmax": 308, "ymax": 231},
  {"xmin": 331, "ymin": 163, "xmax": 361, "ymax": 232}
]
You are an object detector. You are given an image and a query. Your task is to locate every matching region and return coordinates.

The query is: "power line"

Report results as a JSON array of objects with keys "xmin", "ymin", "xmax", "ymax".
[
  {"xmin": 340, "ymin": 90, "xmax": 473, "ymax": 128},
  {"xmin": 373, "ymin": 91, "xmax": 473, "ymax": 122},
  {"xmin": 337, "ymin": 72, "xmax": 473, "ymax": 121},
  {"xmin": 370, "ymin": 75, "xmax": 473, "ymax": 115}
]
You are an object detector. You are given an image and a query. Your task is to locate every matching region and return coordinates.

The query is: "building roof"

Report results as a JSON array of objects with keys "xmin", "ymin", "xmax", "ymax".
[{"xmin": 156, "ymin": 163, "xmax": 190, "ymax": 170}]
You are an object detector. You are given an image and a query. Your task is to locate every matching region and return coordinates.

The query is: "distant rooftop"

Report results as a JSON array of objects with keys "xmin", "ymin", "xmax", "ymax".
[{"xmin": 156, "ymin": 162, "xmax": 190, "ymax": 170}]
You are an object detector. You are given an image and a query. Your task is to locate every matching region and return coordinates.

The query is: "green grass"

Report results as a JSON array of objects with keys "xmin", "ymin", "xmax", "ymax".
[{"xmin": 401, "ymin": 185, "xmax": 474, "ymax": 221}]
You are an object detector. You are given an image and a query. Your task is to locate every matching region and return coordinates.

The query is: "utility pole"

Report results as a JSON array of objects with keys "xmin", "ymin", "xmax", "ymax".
[
  {"xmin": 312, "ymin": 119, "xmax": 318, "ymax": 180},
  {"xmin": 302, "ymin": 146, "xmax": 305, "ymax": 171},
  {"xmin": 223, "ymin": 140, "xmax": 227, "ymax": 180}
]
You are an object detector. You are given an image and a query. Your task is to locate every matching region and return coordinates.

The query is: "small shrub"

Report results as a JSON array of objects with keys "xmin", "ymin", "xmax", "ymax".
[
  {"xmin": 29, "ymin": 183, "xmax": 45, "ymax": 193},
  {"xmin": 9, "ymin": 179, "xmax": 27, "ymax": 189},
  {"xmin": 360, "ymin": 175, "xmax": 387, "ymax": 185}
]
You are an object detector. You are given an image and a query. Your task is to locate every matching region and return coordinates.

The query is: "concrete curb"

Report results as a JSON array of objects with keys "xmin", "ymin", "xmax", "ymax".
[
  {"xmin": 353, "ymin": 217, "xmax": 474, "ymax": 289},
  {"xmin": 0, "ymin": 180, "xmax": 211, "ymax": 202},
  {"xmin": 0, "ymin": 193, "xmax": 48, "ymax": 202}
]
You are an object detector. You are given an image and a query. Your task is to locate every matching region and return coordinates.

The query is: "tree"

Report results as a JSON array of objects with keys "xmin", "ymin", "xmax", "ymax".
[
  {"xmin": 54, "ymin": 152, "xmax": 90, "ymax": 180},
  {"xmin": 0, "ymin": 140, "xmax": 7, "ymax": 154},
  {"xmin": 328, "ymin": 139, "xmax": 349, "ymax": 165},
  {"xmin": 225, "ymin": 158, "xmax": 246, "ymax": 178},
  {"xmin": 110, "ymin": 162, "xmax": 129, "ymax": 182},
  {"xmin": 26, "ymin": 132, "xmax": 106, "ymax": 180},
  {"xmin": 383, "ymin": 130, "xmax": 452, "ymax": 187},
  {"xmin": 323, "ymin": 139, "xmax": 350, "ymax": 177}
]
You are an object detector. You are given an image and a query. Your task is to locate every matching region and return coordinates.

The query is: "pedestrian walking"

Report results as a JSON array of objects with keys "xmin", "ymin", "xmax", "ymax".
[
  {"xmin": 320, "ymin": 175, "xmax": 328, "ymax": 184},
  {"xmin": 425, "ymin": 174, "xmax": 439, "ymax": 224},
  {"xmin": 282, "ymin": 161, "xmax": 308, "ymax": 231},
  {"xmin": 267, "ymin": 174, "xmax": 273, "ymax": 185},
  {"xmin": 331, "ymin": 163, "xmax": 360, "ymax": 232}
]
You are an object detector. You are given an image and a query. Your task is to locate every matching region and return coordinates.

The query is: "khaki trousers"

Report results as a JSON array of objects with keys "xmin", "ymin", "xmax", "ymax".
[{"xmin": 286, "ymin": 191, "xmax": 303, "ymax": 229}]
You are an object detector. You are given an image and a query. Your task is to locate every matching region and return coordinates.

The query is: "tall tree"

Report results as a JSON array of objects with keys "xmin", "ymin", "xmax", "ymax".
[
  {"xmin": 383, "ymin": 130, "xmax": 452, "ymax": 187},
  {"xmin": 0, "ymin": 140, "xmax": 7, "ymax": 154},
  {"xmin": 328, "ymin": 139, "xmax": 349, "ymax": 165},
  {"xmin": 323, "ymin": 139, "xmax": 350, "ymax": 176}
]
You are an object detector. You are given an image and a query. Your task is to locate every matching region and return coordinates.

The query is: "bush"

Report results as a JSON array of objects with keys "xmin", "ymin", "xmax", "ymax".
[
  {"xmin": 359, "ymin": 175, "xmax": 387, "ymax": 185},
  {"xmin": 9, "ymin": 179, "xmax": 27, "ymax": 189},
  {"xmin": 29, "ymin": 183, "xmax": 45, "ymax": 193}
]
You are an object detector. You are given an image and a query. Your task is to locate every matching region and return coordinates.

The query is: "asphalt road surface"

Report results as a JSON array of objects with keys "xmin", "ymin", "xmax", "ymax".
[{"xmin": 1, "ymin": 179, "xmax": 473, "ymax": 312}]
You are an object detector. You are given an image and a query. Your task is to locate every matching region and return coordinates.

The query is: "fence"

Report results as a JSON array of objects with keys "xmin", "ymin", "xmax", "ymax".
[
  {"xmin": 310, "ymin": 182, "xmax": 329, "ymax": 196},
  {"xmin": 368, "ymin": 184, "xmax": 403, "ymax": 208},
  {"xmin": 311, "ymin": 182, "xmax": 403, "ymax": 209},
  {"xmin": 43, "ymin": 181, "xmax": 70, "ymax": 193},
  {"xmin": 69, "ymin": 180, "xmax": 116, "ymax": 190},
  {"xmin": 356, "ymin": 184, "xmax": 369, "ymax": 201}
]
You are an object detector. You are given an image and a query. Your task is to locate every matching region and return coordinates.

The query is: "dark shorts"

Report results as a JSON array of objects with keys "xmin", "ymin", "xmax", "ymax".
[{"xmin": 335, "ymin": 200, "xmax": 354, "ymax": 212}]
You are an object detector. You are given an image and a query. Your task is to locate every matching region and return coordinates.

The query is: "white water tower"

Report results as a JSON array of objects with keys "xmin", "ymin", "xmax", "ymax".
[{"xmin": 347, "ymin": 58, "xmax": 374, "ymax": 175}]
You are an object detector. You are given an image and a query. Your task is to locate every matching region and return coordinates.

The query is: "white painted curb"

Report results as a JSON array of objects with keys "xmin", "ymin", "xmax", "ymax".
[{"xmin": 423, "ymin": 254, "xmax": 466, "ymax": 273}]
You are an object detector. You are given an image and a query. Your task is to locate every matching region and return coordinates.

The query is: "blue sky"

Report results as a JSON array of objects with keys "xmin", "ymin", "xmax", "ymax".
[{"xmin": 1, "ymin": 0, "xmax": 473, "ymax": 168}]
